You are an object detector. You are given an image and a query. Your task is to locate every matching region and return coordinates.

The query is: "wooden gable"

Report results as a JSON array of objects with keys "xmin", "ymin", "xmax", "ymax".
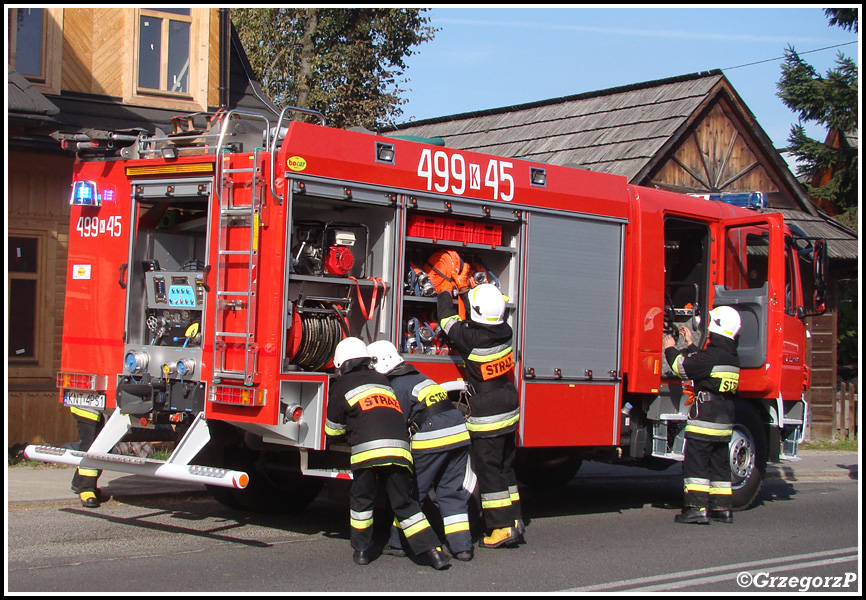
[{"xmin": 647, "ymin": 98, "xmax": 799, "ymax": 210}]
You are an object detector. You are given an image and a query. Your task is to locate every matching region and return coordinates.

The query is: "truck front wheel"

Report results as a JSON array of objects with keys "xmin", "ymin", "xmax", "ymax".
[{"xmin": 729, "ymin": 402, "xmax": 768, "ymax": 511}]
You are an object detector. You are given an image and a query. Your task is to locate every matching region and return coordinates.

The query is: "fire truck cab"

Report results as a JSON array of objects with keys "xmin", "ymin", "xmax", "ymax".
[{"xmin": 27, "ymin": 108, "xmax": 828, "ymax": 512}]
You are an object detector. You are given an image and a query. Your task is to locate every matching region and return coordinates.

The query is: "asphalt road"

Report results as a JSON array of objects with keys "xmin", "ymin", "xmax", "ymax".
[{"xmin": 6, "ymin": 469, "xmax": 860, "ymax": 594}]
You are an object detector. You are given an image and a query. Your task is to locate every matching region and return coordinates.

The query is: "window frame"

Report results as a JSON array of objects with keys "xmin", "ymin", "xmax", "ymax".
[
  {"xmin": 8, "ymin": 7, "xmax": 63, "ymax": 94},
  {"xmin": 125, "ymin": 8, "xmax": 209, "ymax": 111},
  {"xmin": 8, "ymin": 230, "xmax": 55, "ymax": 379}
]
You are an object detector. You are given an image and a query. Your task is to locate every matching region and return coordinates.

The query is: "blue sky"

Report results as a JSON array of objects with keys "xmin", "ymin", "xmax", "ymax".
[{"xmin": 397, "ymin": 6, "xmax": 859, "ymax": 168}]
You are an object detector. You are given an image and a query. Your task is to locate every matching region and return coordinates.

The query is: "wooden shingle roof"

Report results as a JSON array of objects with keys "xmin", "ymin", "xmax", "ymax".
[{"xmin": 391, "ymin": 71, "xmax": 725, "ymax": 180}]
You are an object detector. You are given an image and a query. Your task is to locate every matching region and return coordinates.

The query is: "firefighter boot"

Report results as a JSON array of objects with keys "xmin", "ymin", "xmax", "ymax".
[
  {"xmin": 426, "ymin": 547, "xmax": 451, "ymax": 570},
  {"xmin": 674, "ymin": 507, "xmax": 710, "ymax": 525},
  {"xmin": 710, "ymin": 509, "xmax": 733, "ymax": 523},
  {"xmin": 353, "ymin": 550, "xmax": 373, "ymax": 566},
  {"xmin": 79, "ymin": 490, "xmax": 101, "ymax": 508},
  {"xmin": 479, "ymin": 526, "xmax": 519, "ymax": 548}
]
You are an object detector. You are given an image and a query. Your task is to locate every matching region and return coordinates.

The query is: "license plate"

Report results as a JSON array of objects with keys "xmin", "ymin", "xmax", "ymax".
[{"xmin": 63, "ymin": 390, "xmax": 106, "ymax": 409}]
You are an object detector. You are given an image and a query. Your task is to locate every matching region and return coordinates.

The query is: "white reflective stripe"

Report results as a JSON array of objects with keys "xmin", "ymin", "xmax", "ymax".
[
  {"xmin": 352, "ymin": 438, "xmax": 411, "ymax": 454},
  {"xmin": 469, "ymin": 342, "xmax": 511, "ymax": 357},
  {"xmin": 442, "ymin": 513, "xmax": 469, "ymax": 527},
  {"xmin": 351, "ymin": 509, "xmax": 374, "ymax": 521},
  {"xmin": 398, "ymin": 511, "xmax": 428, "ymax": 531},
  {"xmin": 684, "ymin": 477, "xmax": 710, "ymax": 486},
  {"xmin": 411, "ymin": 379, "xmax": 439, "ymax": 397},
  {"xmin": 463, "ymin": 454, "xmax": 477, "ymax": 494}
]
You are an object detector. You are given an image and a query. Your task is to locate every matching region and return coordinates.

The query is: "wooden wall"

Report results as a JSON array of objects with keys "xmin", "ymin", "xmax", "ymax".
[
  {"xmin": 650, "ymin": 101, "xmax": 801, "ymax": 210},
  {"xmin": 8, "ymin": 151, "xmax": 76, "ymax": 445}
]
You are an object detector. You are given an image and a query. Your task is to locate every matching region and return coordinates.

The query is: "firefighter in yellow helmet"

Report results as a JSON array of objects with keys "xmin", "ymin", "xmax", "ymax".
[
  {"xmin": 69, "ymin": 406, "xmax": 105, "ymax": 507},
  {"xmin": 664, "ymin": 305, "xmax": 741, "ymax": 524},
  {"xmin": 437, "ymin": 281, "xmax": 523, "ymax": 549},
  {"xmin": 325, "ymin": 337, "xmax": 450, "ymax": 569}
]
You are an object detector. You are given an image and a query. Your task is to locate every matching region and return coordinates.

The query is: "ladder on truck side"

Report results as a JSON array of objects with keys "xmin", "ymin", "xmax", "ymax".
[{"xmin": 211, "ymin": 111, "xmax": 273, "ymax": 385}]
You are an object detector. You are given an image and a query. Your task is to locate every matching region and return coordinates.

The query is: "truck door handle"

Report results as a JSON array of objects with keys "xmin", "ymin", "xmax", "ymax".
[{"xmin": 118, "ymin": 263, "xmax": 128, "ymax": 289}]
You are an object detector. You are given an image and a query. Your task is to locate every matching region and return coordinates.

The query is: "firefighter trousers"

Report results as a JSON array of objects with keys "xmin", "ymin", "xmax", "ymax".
[
  {"xmin": 389, "ymin": 447, "xmax": 474, "ymax": 554},
  {"xmin": 682, "ymin": 436, "xmax": 732, "ymax": 511},
  {"xmin": 70, "ymin": 408, "xmax": 104, "ymax": 496},
  {"xmin": 472, "ymin": 433, "xmax": 521, "ymax": 531},
  {"xmin": 349, "ymin": 465, "xmax": 441, "ymax": 555}
]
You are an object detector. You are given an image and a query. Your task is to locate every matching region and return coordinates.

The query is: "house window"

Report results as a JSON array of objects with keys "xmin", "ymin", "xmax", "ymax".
[
  {"xmin": 137, "ymin": 8, "xmax": 192, "ymax": 95},
  {"xmin": 8, "ymin": 236, "xmax": 41, "ymax": 364},
  {"xmin": 9, "ymin": 7, "xmax": 45, "ymax": 81}
]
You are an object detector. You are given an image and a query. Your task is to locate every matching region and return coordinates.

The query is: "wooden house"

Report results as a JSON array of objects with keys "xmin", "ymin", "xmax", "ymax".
[{"xmin": 7, "ymin": 8, "xmax": 278, "ymax": 446}]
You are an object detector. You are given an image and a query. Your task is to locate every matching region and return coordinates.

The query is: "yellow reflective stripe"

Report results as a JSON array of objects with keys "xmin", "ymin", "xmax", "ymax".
[
  {"xmin": 70, "ymin": 407, "xmax": 100, "ymax": 420},
  {"xmin": 351, "ymin": 517, "xmax": 374, "ymax": 530},
  {"xmin": 346, "ymin": 386, "xmax": 396, "ymax": 407},
  {"xmin": 77, "ymin": 467, "xmax": 99, "ymax": 477},
  {"xmin": 482, "ymin": 497, "xmax": 512, "ymax": 509},
  {"xmin": 325, "ymin": 424, "xmax": 346, "ymax": 437},
  {"xmin": 509, "ymin": 485, "xmax": 520, "ymax": 503},
  {"xmin": 417, "ymin": 384, "xmax": 448, "ymax": 407},
  {"xmin": 672, "ymin": 355, "xmax": 688, "ymax": 379},
  {"xmin": 685, "ymin": 424, "xmax": 733, "ymax": 437},
  {"xmin": 444, "ymin": 521, "xmax": 470, "ymax": 535},
  {"xmin": 468, "ymin": 345, "xmax": 513, "ymax": 363},
  {"xmin": 411, "ymin": 430, "xmax": 471, "ymax": 451},
  {"xmin": 685, "ymin": 482, "xmax": 710, "ymax": 493},
  {"xmin": 481, "ymin": 491, "xmax": 513, "ymax": 509},
  {"xmin": 710, "ymin": 371, "xmax": 740, "ymax": 393},
  {"xmin": 402, "ymin": 517, "xmax": 433, "ymax": 539},
  {"xmin": 709, "ymin": 487, "xmax": 733, "ymax": 495},
  {"xmin": 351, "ymin": 447, "xmax": 413, "ymax": 465}
]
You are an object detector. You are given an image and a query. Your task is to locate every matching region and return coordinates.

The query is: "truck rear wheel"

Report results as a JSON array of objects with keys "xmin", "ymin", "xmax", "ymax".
[
  {"xmin": 515, "ymin": 448, "xmax": 583, "ymax": 488},
  {"xmin": 204, "ymin": 446, "xmax": 324, "ymax": 514},
  {"xmin": 729, "ymin": 402, "xmax": 768, "ymax": 511}
]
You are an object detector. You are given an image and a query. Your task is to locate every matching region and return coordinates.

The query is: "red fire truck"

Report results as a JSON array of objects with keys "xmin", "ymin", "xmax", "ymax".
[{"xmin": 26, "ymin": 108, "xmax": 828, "ymax": 512}]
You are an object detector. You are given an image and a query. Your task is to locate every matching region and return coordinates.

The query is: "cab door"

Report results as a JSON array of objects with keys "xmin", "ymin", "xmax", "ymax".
[{"xmin": 716, "ymin": 213, "xmax": 805, "ymax": 400}]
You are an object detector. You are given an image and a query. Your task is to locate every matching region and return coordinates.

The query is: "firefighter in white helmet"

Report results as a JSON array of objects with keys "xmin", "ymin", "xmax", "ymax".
[
  {"xmin": 664, "ymin": 305, "xmax": 742, "ymax": 524},
  {"xmin": 437, "ymin": 281, "xmax": 524, "ymax": 549},
  {"xmin": 325, "ymin": 337, "xmax": 450, "ymax": 569},
  {"xmin": 367, "ymin": 339, "xmax": 475, "ymax": 561}
]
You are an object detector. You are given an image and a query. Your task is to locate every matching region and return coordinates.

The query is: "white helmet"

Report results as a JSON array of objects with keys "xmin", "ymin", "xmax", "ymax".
[
  {"xmin": 367, "ymin": 340, "xmax": 404, "ymax": 375},
  {"xmin": 333, "ymin": 337, "xmax": 370, "ymax": 369},
  {"xmin": 468, "ymin": 283, "xmax": 506, "ymax": 325},
  {"xmin": 708, "ymin": 306, "xmax": 741, "ymax": 339}
]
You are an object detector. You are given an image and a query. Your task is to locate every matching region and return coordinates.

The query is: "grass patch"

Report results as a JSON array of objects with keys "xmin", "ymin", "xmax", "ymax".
[{"xmin": 801, "ymin": 437, "xmax": 858, "ymax": 452}]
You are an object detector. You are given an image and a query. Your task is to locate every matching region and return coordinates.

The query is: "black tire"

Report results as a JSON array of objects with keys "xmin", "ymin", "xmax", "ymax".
[
  {"xmin": 515, "ymin": 448, "xmax": 583, "ymax": 488},
  {"xmin": 729, "ymin": 402, "xmax": 768, "ymax": 511},
  {"xmin": 202, "ymin": 444, "xmax": 324, "ymax": 514}
]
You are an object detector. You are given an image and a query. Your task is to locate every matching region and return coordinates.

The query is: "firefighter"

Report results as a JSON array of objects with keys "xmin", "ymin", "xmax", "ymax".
[
  {"xmin": 324, "ymin": 337, "xmax": 450, "ymax": 570},
  {"xmin": 69, "ymin": 407, "xmax": 105, "ymax": 508},
  {"xmin": 664, "ymin": 305, "xmax": 741, "ymax": 525},
  {"xmin": 437, "ymin": 281, "xmax": 523, "ymax": 549},
  {"xmin": 367, "ymin": 340, "xmax": 475, "ymax": 561}
]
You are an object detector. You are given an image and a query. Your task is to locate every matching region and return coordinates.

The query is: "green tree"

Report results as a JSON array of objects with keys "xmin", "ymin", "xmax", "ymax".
[
  {"xmin": 776, "ymin": 9, "xmax": 858, "ymax": 229},
  {"xmin": 232, "ymin": 8, "xmax": 437, "ymax": 130}
]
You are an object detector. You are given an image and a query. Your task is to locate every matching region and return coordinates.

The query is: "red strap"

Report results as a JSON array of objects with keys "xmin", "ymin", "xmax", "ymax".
[{"xmin": 349, "ymin": 277, "xmax": 387, "ymax": 321}]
